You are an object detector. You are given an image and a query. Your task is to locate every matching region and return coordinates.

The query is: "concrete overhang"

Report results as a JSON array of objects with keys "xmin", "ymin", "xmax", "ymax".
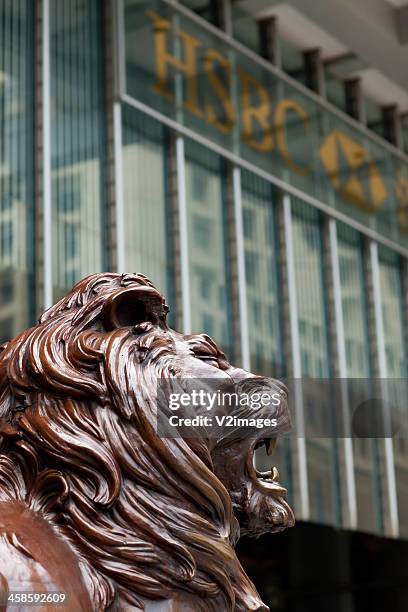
[{"xmin": 236, "ymin": 0, "xmax": 408, "ymax": 92}]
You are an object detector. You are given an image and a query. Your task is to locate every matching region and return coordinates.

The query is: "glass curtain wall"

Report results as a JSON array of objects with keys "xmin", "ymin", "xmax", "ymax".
[
  {"xmin": 122, "ymin": 106, "xmax": 174, "ymax": 304},
  {"xmin": 50, "ymin": 0, "xmax": 107, "ymax": 300},
  {"xmin": 0, "ymin": 0, "xmax": 34, "ymax": 342},
  {"xmin": 292, "ymin": 199, "xmax": 341, "ymax": 525},
  {"xmin": 378, "ymin": 247, "xmax": 408, "ymax": 537},
  {"xmin": 337, "ymin": 223, "xmax": 382, "ymax": 533},
  {"xmin": 185, "ymin": 139, "xmax": 233, "ymax": 357}
]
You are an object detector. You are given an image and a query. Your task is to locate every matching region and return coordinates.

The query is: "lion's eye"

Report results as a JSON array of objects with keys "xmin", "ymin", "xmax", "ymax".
[
  {"xmin": 114, "ymin": 297, "xmax": 148, "ymax": 327},
  {"xmin": 102, "ymin": 287, "xmax": 167, "ymax": 330}
]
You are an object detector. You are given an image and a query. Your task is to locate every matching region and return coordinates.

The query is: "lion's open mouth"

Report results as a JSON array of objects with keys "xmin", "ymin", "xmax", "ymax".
[
  {"xmin": 227, "ymin": 435, "xmax": 295, "ymax": 536},
  {"xmin": 251, "ymin": 438, "xmax": 287, "ymax": 495}
]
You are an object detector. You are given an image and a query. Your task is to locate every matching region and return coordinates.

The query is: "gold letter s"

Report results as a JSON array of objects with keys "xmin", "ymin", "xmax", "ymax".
[
  {"xmin": 203, "ymin": 49, "xmax": 236, "ymax": 134},
  {"xmin": 238, "ymin": 69, "xmax": 273, "ymax": 153}
]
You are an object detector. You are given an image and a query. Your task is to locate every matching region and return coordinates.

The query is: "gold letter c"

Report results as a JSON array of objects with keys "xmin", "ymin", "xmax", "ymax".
[{"xmin": 275, "ymin": 99, "xmax": 312, "ymax": 176}]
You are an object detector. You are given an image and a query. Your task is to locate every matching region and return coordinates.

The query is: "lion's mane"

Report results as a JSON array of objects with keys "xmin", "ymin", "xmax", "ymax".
[{"xmin": 0, "ymin": 273, "xmax": 258, "ymax": 611}]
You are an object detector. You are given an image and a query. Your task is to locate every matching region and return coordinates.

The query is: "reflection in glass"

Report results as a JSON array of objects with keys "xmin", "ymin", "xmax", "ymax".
[
  {"xmin": 231, "ymin": 4, "xmax": 260, "ymax": 53},
  {"xmin": 324, "ymin": 67, "xmax": 346, "ymax": 113},
  {"xmin": 292, "ymin": 200, "xmax": 341, "ymax": 525},
  {"xmin": 378, "ymin": 247, "xmax": 408, "ymax": 537},
  {"xmin": 242, "ymin": 171, "xmax": 283, "ymax": 377},
  {"xmin": 50, "ymin": 0, "xmax": 107, "ymax": 300},
  {"xmin": 185, "ymin": 140, "xmax": 233, "ymax": 357},
  {"xmin": 337, "ymin": 223, "xmax": 382, "ymax": 533},
  {"xmin": 0, "ymin": 1, "xmax": 34, "ymax": 342},
  {"xmin": 178, "ymin": 0, "xmax": 219, "ymax": 25},
  {"xmin": 122, "ymin": 106, "xmax": 174, "ymax": 305},
  {"xmin": 241, "ymin": 171, "xmax": 292, "ymax": 500}
]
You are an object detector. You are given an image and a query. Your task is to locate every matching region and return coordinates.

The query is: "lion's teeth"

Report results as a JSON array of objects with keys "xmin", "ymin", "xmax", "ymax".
[
  {"xmin": 265, "ymin": 438, "xmax": 277, "ymax": 456},
  {"xmin": 272, "ymin": 466, "xmax": 280, "ymax": 481}
]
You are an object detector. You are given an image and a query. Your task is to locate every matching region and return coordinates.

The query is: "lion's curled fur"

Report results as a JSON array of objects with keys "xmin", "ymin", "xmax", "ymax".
[{"xmin": 0, "ymin": 273, "xmax": 263, "ymax": 610}]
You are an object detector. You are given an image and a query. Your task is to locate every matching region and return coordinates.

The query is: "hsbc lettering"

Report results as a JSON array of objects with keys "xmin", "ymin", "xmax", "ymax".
[
  {"xmin": 147, "ymin": 10, "xmax": 312, "ymax": 176},
  {"xmin": 139, "ymin": 9, "xmax": 408, "ymax": 241}
]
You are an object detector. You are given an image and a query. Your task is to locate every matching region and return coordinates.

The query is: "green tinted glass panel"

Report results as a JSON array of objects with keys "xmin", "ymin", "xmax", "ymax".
[
  {"xmin": 123, "ymin": 0, "xmax": 408, "ymax": 251},
  {"xmin": 280, "ymin": 38, "xmax": 305, "ymax": 85},
  {"xmin": 231, "ymin": 5, "xmax": 260, "ymax": 53},
  {"xmin": 337, "ymin": 223, "xmax": 383, "ymax": 534},
  {"xmin": 178, "ymin": 1, "xmax": 216, "ymax": 25},
  {"xmin": 50, "ymin": 0, "xmax": 107, "ymax": 300},
  {"xmin": 292, "ymin": 200, "xmax": 341, "ymax": 525},
  {"xmin": 338, "ymin": 225, "xmax": 371, "ymax": 377},
  {"xmin": 0, "ymin": 1, "xmax": 34, "ymax": 342},
  {"xmin": 185, "ymin": 139, "xmax": 233, "ymax": 357},
  {"xmin": 122, "ymin": 106, "xmax": 175, "ymax": 307},
  {"xmin": 292, "ymin": 202, "xmax": 330, "ymax": 378},
  {"xmin": 324, "ymin": 69, "xmax": 346, "ymax": 114},
  {"xmin": 241, "ymin": 170, "xmax": 283, "ymax": 377},
  {"xmin": 379, "ymin": 249, "xmax": 406, "ymax": 378}
]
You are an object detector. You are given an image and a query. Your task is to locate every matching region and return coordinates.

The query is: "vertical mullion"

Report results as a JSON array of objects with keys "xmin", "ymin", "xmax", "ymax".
[
  {"xmin": 114, "ymin": 0, "xmax": 125, "ymax": 98},
  {"xmin": 113, "ymin": 101, "xmax": 125, "ymax": 272},
  {"xmin": 42, "ymin": 0, "xmax": 52, "ymax": 308},
  {"xmin": 13, "ymin": 2, "xmax": 18, "ymax": 268},
  {"xmin": 176, "ymin": 135, "xmax": 191, "ymax": 334},
  {"xmin": 10, "ymin": 2, "xmax": 16, "ymax": 268},
  {"xmin": 53, "ymin": 1, "xmax": 60, "ymax": 293},
  {"xmin": 69, "ymin": 0, "xmax": 75, "ymax": 287},
  {"xmin": 282, "ymin": 193, "xmax": 310, "ymax": 520},
  {"xmin": 221, "ymin": 0, "xmax": 232, "ymax": 36},
  {"xmin": 82, "ymin": 0, "xmax": 89, "ymax": 279},
  {"xmin": 1, "ymin": 4, "xmax": 3, "ymax": 243},
  {"xmin": 369, "ymin": 240, "xmax": 399, "ymax": 537},
  {"xmin": 232, "ymin": 166, "xmax": 250, "ymax": 370},
  {"xmin": 111, "ymin": 0, "xmax": 126, "ymax": 273},
  {"xmin": 173, "ymin": 6, "xmax": 190, "ymax": 335}
]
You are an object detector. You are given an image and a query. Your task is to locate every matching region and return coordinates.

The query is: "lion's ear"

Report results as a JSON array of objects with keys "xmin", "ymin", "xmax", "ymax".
[{"xmin": 102, "ymin": 287, "xmax": 168, "ymax": 330}]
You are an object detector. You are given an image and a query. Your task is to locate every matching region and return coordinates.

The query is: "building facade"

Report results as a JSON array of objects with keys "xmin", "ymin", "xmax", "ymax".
[{"xmin": 1, "ymin": 0, "xmax": 408, "ymax": 553}]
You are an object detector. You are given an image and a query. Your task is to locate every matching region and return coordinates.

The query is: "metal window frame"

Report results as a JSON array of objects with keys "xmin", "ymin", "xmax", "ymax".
[
  {"xmin": 175, "ymin": 136, "xmax": 191, "ymax": 334},
  {"xmin": 41, "ymin": 0, "xmax": 52, "ymax": 309},
  {"xmin": 111, "ymin": 0, "xmax": 126, "ymax": 272},
  {"xmin": 112, "ymin": 102, "xmax": 126, "ymax": 273},
  {"xmin": 232, "ymin": 166, "xmax": 250, "ymax": 371},
  {"xmin": 113, "ymin": 0, "xmax": 125, "ymax": 99},
  {"xmin": 173, "ymin": 6, "xmax": 191, "ymax": 335}
]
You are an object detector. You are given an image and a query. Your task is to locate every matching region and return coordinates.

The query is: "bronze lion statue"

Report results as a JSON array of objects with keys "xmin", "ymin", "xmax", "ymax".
[{"xmin": 0, "ymin": 273, "xmax": 294, "ymax": 611}]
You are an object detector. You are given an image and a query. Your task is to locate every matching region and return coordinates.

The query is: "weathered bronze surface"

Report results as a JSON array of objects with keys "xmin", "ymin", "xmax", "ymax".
[{"xmin": 0, "ymin": 273, "xmax": 294, "ymax": 611}]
